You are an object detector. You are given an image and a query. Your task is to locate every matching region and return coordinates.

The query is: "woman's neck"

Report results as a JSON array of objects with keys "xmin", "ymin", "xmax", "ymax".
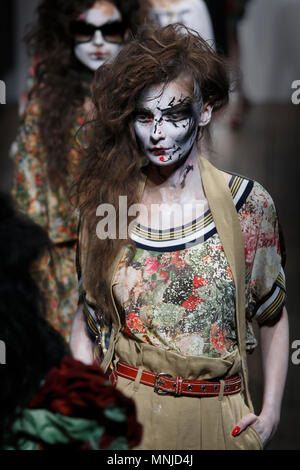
[
  {"xmin": 144, "ymin": 143, "xmax": 206, "ymax": 203},
  {"xmin": 140, "ymin": 144, "xmax": 208, "ymax": 228}
]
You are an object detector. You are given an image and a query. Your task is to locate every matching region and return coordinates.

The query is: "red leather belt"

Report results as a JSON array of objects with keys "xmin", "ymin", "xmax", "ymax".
[{"xmin": 111, "ymin": 361, "xmax": 241, "ymax": 397}]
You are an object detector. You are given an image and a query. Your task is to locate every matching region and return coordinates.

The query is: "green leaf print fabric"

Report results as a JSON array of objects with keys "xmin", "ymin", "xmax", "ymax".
[{"xmin": 112, "ymin": 179, "xmax": 286, "ymax": 358}]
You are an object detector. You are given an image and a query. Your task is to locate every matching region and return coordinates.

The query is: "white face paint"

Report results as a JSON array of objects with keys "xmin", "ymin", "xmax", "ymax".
[
  {"xmin": 134, "ymin": 80, "xmax": 208, "ymax": 167},
  {"xmin": 73, "ymin": 2, "xmax": 123, "ymax": 71}
]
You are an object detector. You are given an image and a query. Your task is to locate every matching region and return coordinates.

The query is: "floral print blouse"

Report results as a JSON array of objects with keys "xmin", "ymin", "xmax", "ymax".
[
  {"xmin": 11, "ymin": 96, "xmax": 85, "ymax": 244},
  {"xmin": 84, "ymin": 174, "xmax": 286, "ymax": 359}
]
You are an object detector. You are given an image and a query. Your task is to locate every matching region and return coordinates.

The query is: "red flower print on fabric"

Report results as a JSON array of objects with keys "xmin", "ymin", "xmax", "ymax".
[
  {"xmin": 193, "ymin": 276, "xmax": 209, "ymax": 289},
  {"xmin": 158, "ymin": 270, "xmax": 169, "ymax": 282},
  {"xmin": 145, "ymin": 257, "xmax": 167, "ymax": 275},
  {"xmin": 260, "ymin": 226, "xmax": 277, "ymax": 248},
  {"xmin": 182, "ymin": 294, "xmax": 204, "ymax": 310},
  {"xmin": 243, "ymin": 232, "xmax": 258, "ymax": 264},
  {"xmin": 145, "ymin": 257, "xmax": 161, "ymax": 274},
  {"xmin": 171, "ymin": 251, "xmax": 187, "ymax": 269},
  {"xmin": 210, "ymin": 323, "xmax": 226, "ymax": 353},
  {"xmin": 127, "ymin": 312, "xmax": 146, "ymax": 333}
]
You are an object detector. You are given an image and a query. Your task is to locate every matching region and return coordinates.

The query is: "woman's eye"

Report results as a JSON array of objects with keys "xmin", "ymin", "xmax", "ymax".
[
  {"xmin": 136, "ymin": 114, "xmax": 153, "ymax": 123},
  {"xmin": 165, "ymin": 113, "xmax": 188, "ymax": 122}
]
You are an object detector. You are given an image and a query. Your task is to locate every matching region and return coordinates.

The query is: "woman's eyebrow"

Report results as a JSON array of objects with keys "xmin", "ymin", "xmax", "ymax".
[
  {"xmin": 160, "ymin": 102, "xmax": 193, "ymax": 114},
  {"xmin": 135, "ymin": 106, "xmax": 155, "ymax": 114}
]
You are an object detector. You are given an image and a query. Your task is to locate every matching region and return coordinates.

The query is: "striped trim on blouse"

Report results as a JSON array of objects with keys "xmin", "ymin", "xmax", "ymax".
[
  {"xmin": 130, "ymin": 174, "xmax": 254, "ymax": 252},
  {"xmin": 253, "ymin": 267, "xmax": 287, "ymax": 325}
]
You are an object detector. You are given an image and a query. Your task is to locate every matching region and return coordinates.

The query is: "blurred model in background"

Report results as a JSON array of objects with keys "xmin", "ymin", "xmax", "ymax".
[
  {"xmin": 150, "ymin": 0, "xmax": 215, "ymax": 47},
  {"xmin": 10, "ymin": 0, "xmax": 149, "ymax": 340},
  {"xmin": 225, "ymin": 0, "xmax": 252, "ymax": 128}
]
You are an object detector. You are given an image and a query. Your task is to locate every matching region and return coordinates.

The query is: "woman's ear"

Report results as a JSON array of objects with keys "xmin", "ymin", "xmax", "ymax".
[{"xmin": 198, "ymin": 104, "xmax": 213, "ymax": 127}]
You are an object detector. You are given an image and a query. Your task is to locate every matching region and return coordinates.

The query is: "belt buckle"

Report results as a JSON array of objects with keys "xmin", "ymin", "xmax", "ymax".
[{"xmin": 154, "ymin": 373, "xmax": 172, "ymax": 395}]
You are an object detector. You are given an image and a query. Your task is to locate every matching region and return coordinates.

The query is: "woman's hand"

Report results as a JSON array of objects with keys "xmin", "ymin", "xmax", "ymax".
[
  {"xmin": 232, "ymin": 307, "xmax": 289, "ymax": 448},
  {"xmin": 232, "ymin": 411, "xmax": 280, "ymax": 448}
]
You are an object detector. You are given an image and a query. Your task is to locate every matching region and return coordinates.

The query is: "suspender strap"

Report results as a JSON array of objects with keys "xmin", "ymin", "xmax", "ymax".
[{"xmin": 199, "ymin": 156, "xmax": 253, "ymax": 411}]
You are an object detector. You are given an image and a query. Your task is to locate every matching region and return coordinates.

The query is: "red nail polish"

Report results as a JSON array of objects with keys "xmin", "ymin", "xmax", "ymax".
[{"xmin": 232, "ymin": 426, "xmax": 241, "ymax": 437}]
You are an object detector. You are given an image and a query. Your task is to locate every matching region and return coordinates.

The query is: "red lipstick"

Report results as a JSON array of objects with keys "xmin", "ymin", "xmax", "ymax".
[{"xmin": 151, "ymin": 147, "xmax": 167, "ymax": 156}]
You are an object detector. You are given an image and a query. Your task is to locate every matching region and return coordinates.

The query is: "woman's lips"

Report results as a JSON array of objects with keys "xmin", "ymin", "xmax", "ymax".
[
  {"xmin": 150, "ymin": 147, "xmax": 170, "ymax": 156},
  {"xmin": 89, "ymin": 52, "xmax": 106, "ymax": 60}
]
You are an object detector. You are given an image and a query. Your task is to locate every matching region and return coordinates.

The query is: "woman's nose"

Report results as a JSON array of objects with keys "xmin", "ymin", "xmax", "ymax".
[
  {"xmin": 92, "ymin": 30, "xmax": 104, "ymax": 46},
  {"xmin": 150, "ymin": 119, "xmax": 164, "ymax": 142}
]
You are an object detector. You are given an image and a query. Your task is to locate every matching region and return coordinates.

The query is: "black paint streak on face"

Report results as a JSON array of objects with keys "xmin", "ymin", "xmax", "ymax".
[
  {"xmin": 153, "ymin": 116, "xmax": 163, "ymax": 134},
  {"xmin": 171, "ymin": 121, "xmax": 179, "ymax": 128},
  {"xmin": 171, "ymin": 145, "xmax": 182, "ymax": 157},
  {"xmin": 163, "ymin": 98, "xmax": 196, "ymax": 136},
  {"xmin": 182, "ymin": 116, "xmax": 197, "ymax": 143},
  {"xmin": 164, "ymin": 96, "xmax": 192, "ymax": 112},
  {"xmin": 180, "ymin": 164, "xmax": 194, "ymax": 189},
  {"xmin": 168, "ymin": 96, "xmax": 176, "ymax": 107},
  {"xmin": 178, "ymin": 96, "xmax": 190, "ymax": 105},
  {"xmin": 187, "ymin": 125, "xmax": 198, "ymax": 147}
]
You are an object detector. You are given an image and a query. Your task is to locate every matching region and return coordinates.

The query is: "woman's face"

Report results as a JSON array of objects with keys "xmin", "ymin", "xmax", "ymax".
[
  {"xmin": 72, "ymin": 1, "xmax": 124, "ymax": 71},
  {"xmin": 134, "ymin": 79, "xmax": 208, "ymax": 166}
]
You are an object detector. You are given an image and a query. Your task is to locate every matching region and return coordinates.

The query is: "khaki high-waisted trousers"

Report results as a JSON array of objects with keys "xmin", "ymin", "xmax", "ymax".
[{"xmin": 113, "ymin": 334, "xmax": 263, "ymax": 450}]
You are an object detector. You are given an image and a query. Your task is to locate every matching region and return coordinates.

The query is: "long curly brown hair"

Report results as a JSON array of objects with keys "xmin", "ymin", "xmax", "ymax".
[
  {"xmin": 75, "ymin": 23, "xmax": 230, "ymax": 321},
  {"xmin": 25, "ymin": 0, "xmax": 150, "ymax": 187}
]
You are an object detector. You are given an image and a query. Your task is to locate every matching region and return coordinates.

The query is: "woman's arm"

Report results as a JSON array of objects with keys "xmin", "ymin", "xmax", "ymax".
[
  {"xmin": 70, "ymin": 303, "xmax": 95, "ymax": 365},
  {"xmin": 259, "ymin": 306, "xmax": 289, "ymax": 430},
  {"xmin": 232, "ymin": 306, "xmax": 289, "ymax": 447}
]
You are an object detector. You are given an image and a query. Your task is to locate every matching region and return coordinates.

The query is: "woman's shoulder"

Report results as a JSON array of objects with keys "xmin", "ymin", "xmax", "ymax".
[{"xmin": 220, "ymin": 169, "xmax": 277, "ymax": 214}]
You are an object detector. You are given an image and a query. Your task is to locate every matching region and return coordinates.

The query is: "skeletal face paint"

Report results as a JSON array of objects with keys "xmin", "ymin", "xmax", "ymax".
[
  {"xmin": 134, "ymin": 81, "xmax": 202, "ymax": 166},
  {"xmin": 73, "ymin": 2, "xmax": 123, "ymax": 71}
]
